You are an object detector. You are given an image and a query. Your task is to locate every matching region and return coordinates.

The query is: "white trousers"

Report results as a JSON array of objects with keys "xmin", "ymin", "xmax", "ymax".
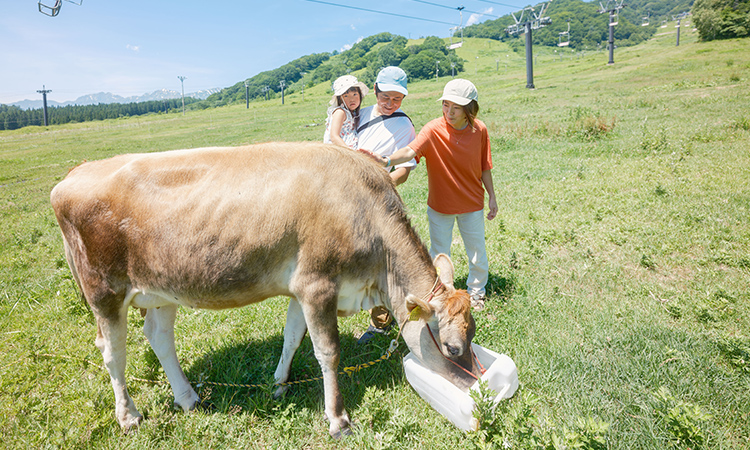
[{"xmin": 427, "ymin": 206, "xmax": 488, "ymax": 297}]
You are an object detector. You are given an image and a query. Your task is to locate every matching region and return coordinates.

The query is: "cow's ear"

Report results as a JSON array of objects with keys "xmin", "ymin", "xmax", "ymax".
[
  {"xmin": 433, "ymin": 254, "xmax": 455, "ymax": 288},
  {"xmin": 405, "ymin": 294, "xmax": 435, "ymax": 320}
]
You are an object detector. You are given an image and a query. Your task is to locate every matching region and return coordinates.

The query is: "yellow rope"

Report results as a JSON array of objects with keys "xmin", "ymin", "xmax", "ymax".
[{"xmin": 35, "ymin": 343, "xmax": 398, "ymax": 390}]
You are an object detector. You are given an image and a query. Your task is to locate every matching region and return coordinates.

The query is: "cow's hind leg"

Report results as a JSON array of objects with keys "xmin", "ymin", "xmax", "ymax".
[
  {"xmin": 94, "ymin": 309, "xmax": 142, "ymax": 431},
  {"xmin": 273, "ymin": 298, "xmax": 308, "ymax": 398},
  {"xmin": 143, "ymin": 305, "xmax": 200, "ymax": 412}
]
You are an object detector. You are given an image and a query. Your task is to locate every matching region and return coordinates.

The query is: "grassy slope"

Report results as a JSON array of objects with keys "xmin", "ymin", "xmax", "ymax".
[{"xmin": 1, "ymin": 24, "xmax": 749, "ymax": 448}]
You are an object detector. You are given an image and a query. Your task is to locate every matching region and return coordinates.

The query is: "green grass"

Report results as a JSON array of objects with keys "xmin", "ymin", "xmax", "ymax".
[{"xmin": 2, "ymin": 26, "xmax": 749, "ymax": 449}]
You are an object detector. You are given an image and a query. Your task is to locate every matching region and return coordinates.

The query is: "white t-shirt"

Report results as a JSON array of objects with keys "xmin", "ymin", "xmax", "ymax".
[{"xmin": 357, "ymin": 105, "xmax": 416, "ymax": 171}]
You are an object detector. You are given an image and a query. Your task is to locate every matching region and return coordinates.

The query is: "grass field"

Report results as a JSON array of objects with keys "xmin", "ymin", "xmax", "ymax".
[{"xmin": 1, "ymin": 24, "xmax": 749, "ymax": 449}]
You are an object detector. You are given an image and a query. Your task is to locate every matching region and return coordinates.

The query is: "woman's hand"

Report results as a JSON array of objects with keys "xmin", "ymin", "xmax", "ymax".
[
  {"xmin": 487, "ymin": 197, "xmax": 498, "ymax": 221},
  {"xmin": 358, "ymin": 149, "xmax": 388, "ymax": 167}
]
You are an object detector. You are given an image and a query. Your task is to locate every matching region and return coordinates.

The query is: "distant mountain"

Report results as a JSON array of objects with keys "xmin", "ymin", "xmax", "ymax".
[{"xmin": 5, "ymin": 88, "xmax": 221, "ymax": 110}]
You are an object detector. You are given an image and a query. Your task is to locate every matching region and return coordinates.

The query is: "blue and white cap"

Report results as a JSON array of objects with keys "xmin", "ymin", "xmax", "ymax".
[{"xmin": 375, "ymin": 66, "xmax": 408, "ymax": 96}]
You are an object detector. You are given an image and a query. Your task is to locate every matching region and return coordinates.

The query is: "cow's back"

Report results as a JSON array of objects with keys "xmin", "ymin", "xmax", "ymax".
[{"xmin": 51, "ymin": 142, "xmax": 407, "ymax": 308}]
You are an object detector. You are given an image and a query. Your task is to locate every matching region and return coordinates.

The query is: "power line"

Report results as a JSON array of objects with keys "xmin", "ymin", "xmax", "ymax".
[
  {"xmin": 407, "ymin": 0, "xmax": 502, "ymax": 18},
  {"xmin": 473, "ymin": 0, "xmax": 525, "ymax": 10},
  {"xmin": 304, "ymin": 0, "xmax": 456, "ymax": 25}
]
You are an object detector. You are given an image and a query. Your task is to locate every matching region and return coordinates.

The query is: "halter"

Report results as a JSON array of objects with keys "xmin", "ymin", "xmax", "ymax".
[{"xmin": 394, "ymin": 276, "xmax": 486, "ymax": 381}]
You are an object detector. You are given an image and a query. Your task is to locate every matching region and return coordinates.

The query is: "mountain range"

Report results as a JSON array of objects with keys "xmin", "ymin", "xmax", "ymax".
[{"xmin": 4, "ymin": 88, "xmax": 221, "ymax": 110}]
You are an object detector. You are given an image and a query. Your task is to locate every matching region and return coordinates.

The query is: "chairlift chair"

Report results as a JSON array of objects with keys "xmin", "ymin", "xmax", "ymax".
[
  {"xmin": 38, "ymin": 0, "xmax": 82, "ymax": 17},
  {"xmin": 661, "ymin": 19, "xmax": 668, "ymax": 28},
  {"xmin": 38, "ymin": 0, "xmax": 62, "ymax": 16},
  {"xmin": 610, "ymin": 11, "xmax": 619, "ymax": 26},
  {"xmin": 558, "ymin": 20, "xmax": 571, "ymax": 47},
  {"xmin": 642, "ymin": 14, "xmax": 650, "ymax": 26}
]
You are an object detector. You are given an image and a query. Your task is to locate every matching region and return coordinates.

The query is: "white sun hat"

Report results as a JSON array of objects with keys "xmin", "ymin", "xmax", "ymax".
[
  {"xmin": 438, "ymin": 79, "xmax": 478, "ymax": 106},
  {"xmin": 330, "ymin": 75, "xmax": 369, "ymax": 105}
]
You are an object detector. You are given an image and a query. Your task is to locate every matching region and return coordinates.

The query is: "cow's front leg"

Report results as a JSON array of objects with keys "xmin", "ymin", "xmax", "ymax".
[
  {"xmin": 94, "ymin": 309, "xmax": 142, "ymax": 432},
  {"xmin": 273, "ymin": 298, "xmax": 308, "ymax": 398},
  {"xmin": 143, "ymin": 305, "xmax": 200, "ymax": 412},
  {"xmin": 298, "ymin": 291, "xmax": 351, "ymax": 438}
]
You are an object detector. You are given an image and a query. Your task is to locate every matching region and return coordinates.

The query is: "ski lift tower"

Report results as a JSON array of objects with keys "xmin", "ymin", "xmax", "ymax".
[
  {"xmin": 506, "ymin": 2, "xmax": 552, "ymax": 89},
  {"xmin": 599, "ymin": 0, "xmax": 625, "ymax": 65},
  {"xmin": 673, "ymin": 12, "xmax": 689, "ymax": 46}
]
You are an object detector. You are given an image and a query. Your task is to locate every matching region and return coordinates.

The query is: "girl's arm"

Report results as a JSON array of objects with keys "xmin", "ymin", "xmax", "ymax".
[
  {"xmin": 482, "ymin": 169, "xmax": 498, "ymax": 221},
  {"xmin": 329, "ymin": 108, "xmax": 349, "ymax": 148}
]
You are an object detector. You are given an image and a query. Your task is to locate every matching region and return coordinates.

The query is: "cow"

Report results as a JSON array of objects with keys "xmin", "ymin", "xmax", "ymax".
[{"xmin": 50, "ymin": 142, "xmax": 481, "ymax": 438}]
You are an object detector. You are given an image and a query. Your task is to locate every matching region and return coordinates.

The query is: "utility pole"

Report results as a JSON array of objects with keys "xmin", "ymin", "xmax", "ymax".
[
  {"xmin": 436, "ymin": 60, "xmax": 440, "ymax": 81},
  {"xmin": 279, "ymin": 80, "xmax": 286, "ymax": 105},
  {"xmin": 37, "ymin": 85, "xmax": 52, "ymax": 126},
  {"xmin": 506, "ymin": 3, "xmax": 551, "ymax": 89},
  {"xmin": 177, "ymin": 76, "xmax": 187, "ymax": 115},
  {"xmin": 599, "ymin": 0, "xmax": 624, "ymax": 65},
  {"xmin": 244, "ymin": 81, "xmax": 249, "ymax": 109}
]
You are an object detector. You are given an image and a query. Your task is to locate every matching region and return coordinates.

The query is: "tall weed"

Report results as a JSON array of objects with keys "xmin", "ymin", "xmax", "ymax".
[{"xmin": 567, "ymin": 106, "xmax": 616, "ymax": 141}]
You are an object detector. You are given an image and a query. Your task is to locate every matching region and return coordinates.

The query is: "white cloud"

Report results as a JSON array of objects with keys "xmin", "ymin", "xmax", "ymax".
[
  {"xmin": 466, "ymin": 8, "xmax": 493, "ymax": 26},
  {"xmin": 350, "ymin": 24, "xmax": 356, "ymax": 30},
  {"xmin": 126, "ymin": 44, "xmax": 140, "ymax": 52},
  {"xmin": 340, "ymin": 36, "xmax": 363, "ymax": 53}
]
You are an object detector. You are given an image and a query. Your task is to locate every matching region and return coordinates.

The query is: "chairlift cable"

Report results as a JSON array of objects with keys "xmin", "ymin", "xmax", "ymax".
[
  {"xmin": 407, "ymin": 0, "xmax": 502, "ymax": 18},
  {"xmin": 304, "ymin": 0, "xmax": 455, "ymax": 25},
  {"xmin": 474, "ymin": 0, "xmax": 527, "ymax": 10}
]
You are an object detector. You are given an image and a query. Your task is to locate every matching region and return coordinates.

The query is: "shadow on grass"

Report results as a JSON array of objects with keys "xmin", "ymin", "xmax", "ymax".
[
  {"xmin": 453, "ymin": 271, "xmax": 518, "ymax": 300},
  {"xmin": 142, "ymin": 328, "xmax": 406, "ymax": 425}
]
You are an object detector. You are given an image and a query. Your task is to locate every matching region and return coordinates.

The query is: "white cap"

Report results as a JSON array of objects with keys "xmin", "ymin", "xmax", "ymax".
[
  {"xmin": 330, "ymin": 75, "xmax": 368, "ymax": 106},
  {"xmin": 331, "ymin": 75, "xmax": 369, "ymax": 97},
  {"xmin": 438, "ymin": 79, "xmax": 478, "ymax": 106}
]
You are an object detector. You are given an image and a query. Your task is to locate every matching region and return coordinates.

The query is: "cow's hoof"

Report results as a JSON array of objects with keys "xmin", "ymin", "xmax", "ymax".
[
  {"xmin": 273, "ymin": 385, "xmax": 289, "ymax": 400},
  {"xmin": 120, "ymin": 413, "xmax": 143, "ymax": 434},
  {"xmin": 330, "ymin": 426, "xmax": 353, "ymax": 440},
  {"xmin": 173, "ymin": 391, "xmax": 202, "ymax": 412},
  {"xmin": 175, "ymin": 397, "xmax": 214, "ymax": 412},
  {"xmin": 328, "ymin": 416, "xmax": 354, "ymax": 439}
]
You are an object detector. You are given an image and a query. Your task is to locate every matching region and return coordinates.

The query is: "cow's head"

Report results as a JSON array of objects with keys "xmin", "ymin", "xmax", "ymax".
[{"xmin": 406, "ymin": 254, "xmax": 476, "ymax": 360}]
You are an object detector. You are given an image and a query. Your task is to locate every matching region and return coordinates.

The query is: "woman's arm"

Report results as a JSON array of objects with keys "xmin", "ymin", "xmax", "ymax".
[
  {"xmin": 482, "ymin": 169, "xmax": 498, "ymax": 221},
  {"xmin": 379, "ymin": 146, "xmax": 417, "ymax": 168}
]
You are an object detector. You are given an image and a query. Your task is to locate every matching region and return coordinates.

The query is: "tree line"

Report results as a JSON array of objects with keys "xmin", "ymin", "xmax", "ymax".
[
  {"xmin": 693, "ymin": 0, "xmax": 750, "ymax": 40},
  {"xmin": 0, "ymin": 98, "xmax": 198, "ymax": 131},
  {"xmin": 205, "ymin": 32, "xmax": 464, "ymax": 107}
]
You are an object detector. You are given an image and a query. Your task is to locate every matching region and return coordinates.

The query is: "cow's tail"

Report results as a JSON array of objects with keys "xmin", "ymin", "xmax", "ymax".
[{"xmin": 60, "ymin": 231, "xmax": 87, "ymax": 307}]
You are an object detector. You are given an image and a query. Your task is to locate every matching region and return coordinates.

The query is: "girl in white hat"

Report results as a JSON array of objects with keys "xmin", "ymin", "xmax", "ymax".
[
  {"xmin": 376, "ymin": 79, "xmax": 498, "ymax": 311},
  {"xmin": 324, "ymin": 75, "xmax": 369, "ymax": 149}
]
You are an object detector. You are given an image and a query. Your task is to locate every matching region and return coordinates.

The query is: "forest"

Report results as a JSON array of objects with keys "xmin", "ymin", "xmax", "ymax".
[
  {"xmin": 0, "ymin": 98, "xmax": 198, "ymax": 131},
  {"xmin": 204, "ymin": 33, "xmax": 464, "ymax": 108}
]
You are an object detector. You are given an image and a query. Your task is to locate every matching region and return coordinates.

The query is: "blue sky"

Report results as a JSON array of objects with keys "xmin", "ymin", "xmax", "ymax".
[{"xmin": 0, "ymin": 0, "xmax": 515, "ymax": 104}]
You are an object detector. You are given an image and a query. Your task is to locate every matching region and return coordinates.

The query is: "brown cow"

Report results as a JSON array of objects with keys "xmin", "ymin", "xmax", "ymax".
[{"xmin": 50, "ymin": 142, "xmax": 480, "ymax": 438}]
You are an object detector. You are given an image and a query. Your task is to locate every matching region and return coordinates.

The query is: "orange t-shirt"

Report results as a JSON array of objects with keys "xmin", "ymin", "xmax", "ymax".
[{"xmin": 409, "ymin": 117, "xmax": 492, "ymax": 215}]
